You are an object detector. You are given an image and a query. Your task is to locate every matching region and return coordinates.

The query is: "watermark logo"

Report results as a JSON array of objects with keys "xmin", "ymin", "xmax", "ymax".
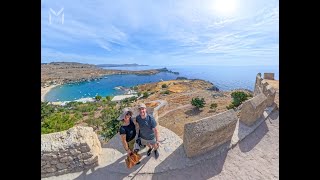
[{"xmin": 49, "ymin": 8, "xmax": 64, "ymax": 25}]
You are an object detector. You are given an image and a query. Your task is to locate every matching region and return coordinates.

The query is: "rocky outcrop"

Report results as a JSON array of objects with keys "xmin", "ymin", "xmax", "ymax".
[
  {"xmin": 41, "ymin": 126, "xmax": 102, "ymax": 178},
  {"xmin": 183, "ymin": 109, "xmax": 238, "ymax": 158}
]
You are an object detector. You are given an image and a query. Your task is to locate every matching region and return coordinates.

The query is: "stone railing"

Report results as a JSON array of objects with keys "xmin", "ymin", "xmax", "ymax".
[
  {"xmin": 41, "ymin": 126, "xmax": 102, "ymax": 178},
  {"xmin": 183, "ymin": 73, "xmax": 277, "ymax": 158},
  {"xmin": 239, "ymin": 93, "xmax": 268, "ymax": 126},
  {"xmin": 183, "ymin": 109, "xmax": 238, "ymax": 157}
]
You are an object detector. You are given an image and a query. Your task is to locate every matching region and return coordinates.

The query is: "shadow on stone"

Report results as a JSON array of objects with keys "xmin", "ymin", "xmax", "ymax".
[
  {"xmin": 73, "ymin": 150, "xmax": 151, "ymax": 180},
  {"xmin": 73, "ymin": 133, "xmax": 152, "ymax": 180},
  {"xmin": 239, "ymin": 120, "xmax": 269, "ymax": 153},
  {"xmin": 268, "ymin": 110, "xmax": 279, "ymax": 121},
  {"xmin": 151, "ymin": 142, "xmax": 229, "ymax": 180},
  {"xmin": 184, "ymin": 108, "xmax": 202, "ymax": 116}
]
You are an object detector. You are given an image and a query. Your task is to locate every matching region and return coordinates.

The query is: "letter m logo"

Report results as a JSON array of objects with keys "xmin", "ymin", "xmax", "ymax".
[{"xmin": 49, "ymin": 8, "xmax": 64, "ymax": 24}]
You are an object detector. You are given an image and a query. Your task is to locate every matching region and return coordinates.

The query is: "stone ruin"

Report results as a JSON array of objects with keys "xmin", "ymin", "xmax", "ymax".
[
  {"xmin": 183, "ymin": 73, "xmax": 277, "ymax": 157},
  {"xmin": 41, "ymin": 126, "xmax": 101, "ymax": 178}
]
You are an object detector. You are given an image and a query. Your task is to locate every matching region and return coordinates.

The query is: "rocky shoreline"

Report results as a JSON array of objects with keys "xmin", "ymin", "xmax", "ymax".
[{"xmin": 41, "ymin": 62, "xmax": 178, "ymax": 88}]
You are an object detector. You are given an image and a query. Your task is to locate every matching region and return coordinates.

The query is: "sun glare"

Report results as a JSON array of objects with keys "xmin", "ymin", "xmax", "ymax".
[{"xmin": 212, "ymin": 0, "xmax": 237, "ymax": 16}]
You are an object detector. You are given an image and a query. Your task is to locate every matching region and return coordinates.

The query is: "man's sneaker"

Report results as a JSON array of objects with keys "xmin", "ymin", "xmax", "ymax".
[
  {"xmin": 147, "ymin": 148, "xmax": 153, "ymax": 156},
  {"xmin": 154, "ymin": 150, "xmax": 159, "ymax": 159},
  {"xmin": 136, "ymin": 161, "xmax": 141, "ymax": 165}
]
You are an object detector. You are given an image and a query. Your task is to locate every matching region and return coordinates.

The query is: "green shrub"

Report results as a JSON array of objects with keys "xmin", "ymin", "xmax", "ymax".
[
  {"xmin": 41, "ymin": 113, "xmax": 77, "ymax": 134},
  {"xmin": 105, "ymin": 96, "xmax": 111, "ymax": 101},
  {"xmin": 191, "ymin": 97, "xmax": 206, "ymax": 109},
  {"xmin": 100, "ymin": 106, "xmax": 122, "ymax": 141},
  {"xmin": 226, "ymin": 104, "xmax": 235, "ymax": 110},
  {"xmin": 161, "ymin": 84, "xmax": 168, "ymax": 88},
  {"xmin": 95, "ymin": 95, "xmax": 102, "ymax": 101},
  {"xmin": 85, "ymin": 117, "xmax": 103, "ymax": 130},
  {"xmin": 226, "ymin": 91, "xmax": 251, "ymax": 109},
  {"xmin": 210, "ymin": 103, "xmax": 218, "ymax": 109},
  {"xmin": 143, "ymin": 92, "xmax": 149, "ymax": 98},
  {"xmin": 161, "ymin": 90, "xmax": 170, "ymax": 94},
  {"xmin": 41, "ymin": 102, "xmax": 55, "ymax": 121}
]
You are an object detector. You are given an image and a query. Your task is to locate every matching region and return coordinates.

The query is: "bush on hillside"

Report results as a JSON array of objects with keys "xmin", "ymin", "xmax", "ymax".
[{"xmin": 191, "ymin": 97, "xmax": 206, "ymax": 109}]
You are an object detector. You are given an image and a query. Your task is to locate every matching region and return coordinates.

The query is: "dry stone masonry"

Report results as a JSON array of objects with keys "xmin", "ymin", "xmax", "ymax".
[
  {"xmin": 183, "ymin": 109, "xmax": 238, "ymax": 157},
  {"xmin": 41, "ymin": 126, "xmax": 102, "ymax": 178}
]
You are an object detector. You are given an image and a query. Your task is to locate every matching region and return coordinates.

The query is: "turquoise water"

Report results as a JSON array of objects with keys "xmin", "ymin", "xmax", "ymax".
[
  {"xmin": 44, "ymin": 65, "xmax": 279, "ymax": 102},
  {"xmin": 44, "ymin": 72, "xmax": 179, "ymax": 101}
]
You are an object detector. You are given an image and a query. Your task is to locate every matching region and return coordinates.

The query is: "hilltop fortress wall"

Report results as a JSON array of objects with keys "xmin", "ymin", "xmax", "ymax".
[{"xmin": 183, "ymin": 73, "xmax": 277, "ymax": 157}]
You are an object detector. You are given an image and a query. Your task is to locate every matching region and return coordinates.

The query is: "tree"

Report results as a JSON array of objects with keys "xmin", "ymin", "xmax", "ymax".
[
  {"xmin": 95, "ymin": 95, "xmax": 102, "ymax": 101},
  {"xmin": 105, "ymin": 96, "xmax": 111, "ymax": 101},
  {"xmin": 227, "ymin": 91, "xmax": 251, "ymax": 109},
  {"xmin": 162, "ymin": 84, "xmax": 168, "ymax": 88},
  {"xmin": 191, "ymin": 97, "xmax": 206, "ymax": 109}
]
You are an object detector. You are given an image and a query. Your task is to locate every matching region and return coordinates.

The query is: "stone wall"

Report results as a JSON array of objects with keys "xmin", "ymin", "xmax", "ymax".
[
  {"xmin": 253, "ymin": 73, "xmax": 276, "ymax": 106},
  {"xmin": 41, "ymin": 126, "xmax": 102, "ymax": 178},
  {"xmin": 183, "ymin": 109, "xmax": 238, "ymax": 158},
  {"xmin": 264, "ymin": 73, "xmax": 274, "ymax": 80},
  {"xmin": 239, "ymin": 93, "xmax": 268, "ymax": 126},
  {"xmin": 253, "ymin": 73, "xmax": 263, "ymax": 96}
]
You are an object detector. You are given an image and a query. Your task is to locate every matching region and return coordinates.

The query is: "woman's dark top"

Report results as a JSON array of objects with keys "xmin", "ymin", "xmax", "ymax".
[{"xmin": 119, "ymin": 118, "xmax": 136, "ymax": 142}]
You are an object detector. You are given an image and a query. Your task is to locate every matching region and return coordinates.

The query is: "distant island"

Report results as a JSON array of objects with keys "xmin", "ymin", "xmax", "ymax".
[{"xmin": 96, "ymin": 63, "xmax": 148, "ymax": 67}]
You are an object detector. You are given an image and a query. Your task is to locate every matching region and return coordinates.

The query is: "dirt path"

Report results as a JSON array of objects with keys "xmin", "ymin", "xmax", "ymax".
[{"xmin": 158, "ymin": 104, "xmax": 192, "ymax": 119}]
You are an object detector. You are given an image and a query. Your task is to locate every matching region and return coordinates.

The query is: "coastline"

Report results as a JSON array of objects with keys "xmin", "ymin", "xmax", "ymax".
[{"xmin": 41, "ymin": 84, "xmax": 60, "ymax": 102}]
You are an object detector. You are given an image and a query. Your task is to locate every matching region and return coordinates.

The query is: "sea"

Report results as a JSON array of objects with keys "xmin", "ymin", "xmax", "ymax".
[{"xmin": 44, "ymin": 65, "xmax": 279, "ymax": 102}]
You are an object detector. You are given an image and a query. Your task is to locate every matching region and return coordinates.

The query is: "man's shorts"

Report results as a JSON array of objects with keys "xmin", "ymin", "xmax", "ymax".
[{"xmin": 140, "ymin": 137, "xmax": 157, "ymax": 145}]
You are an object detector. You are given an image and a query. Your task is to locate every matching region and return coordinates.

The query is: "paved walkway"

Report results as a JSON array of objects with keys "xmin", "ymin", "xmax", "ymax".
[{"xmin": 43, "ymin": 109, "xmax": 279, "ymax": 180}]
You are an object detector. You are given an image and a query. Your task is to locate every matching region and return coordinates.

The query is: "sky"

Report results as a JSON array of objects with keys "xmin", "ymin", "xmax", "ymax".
[{"xmin": 41, "ymin": 0, "xmax": 279, "ymax": 66}]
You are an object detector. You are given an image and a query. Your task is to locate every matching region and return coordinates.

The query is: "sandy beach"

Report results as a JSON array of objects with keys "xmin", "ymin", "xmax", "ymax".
[{"xmin": 41, "ymin": 84, "xmax": 59, "ymax": 102}]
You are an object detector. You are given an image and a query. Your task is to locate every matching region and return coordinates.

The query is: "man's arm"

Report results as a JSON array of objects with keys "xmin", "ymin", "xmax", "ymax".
[
  {"xmin": 151, "ymin": 115, "xmax": 159, "ymax": 146},
  {"xmin": 153, "ymin": 127, "xmax": 159, "ymax": 142}
]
